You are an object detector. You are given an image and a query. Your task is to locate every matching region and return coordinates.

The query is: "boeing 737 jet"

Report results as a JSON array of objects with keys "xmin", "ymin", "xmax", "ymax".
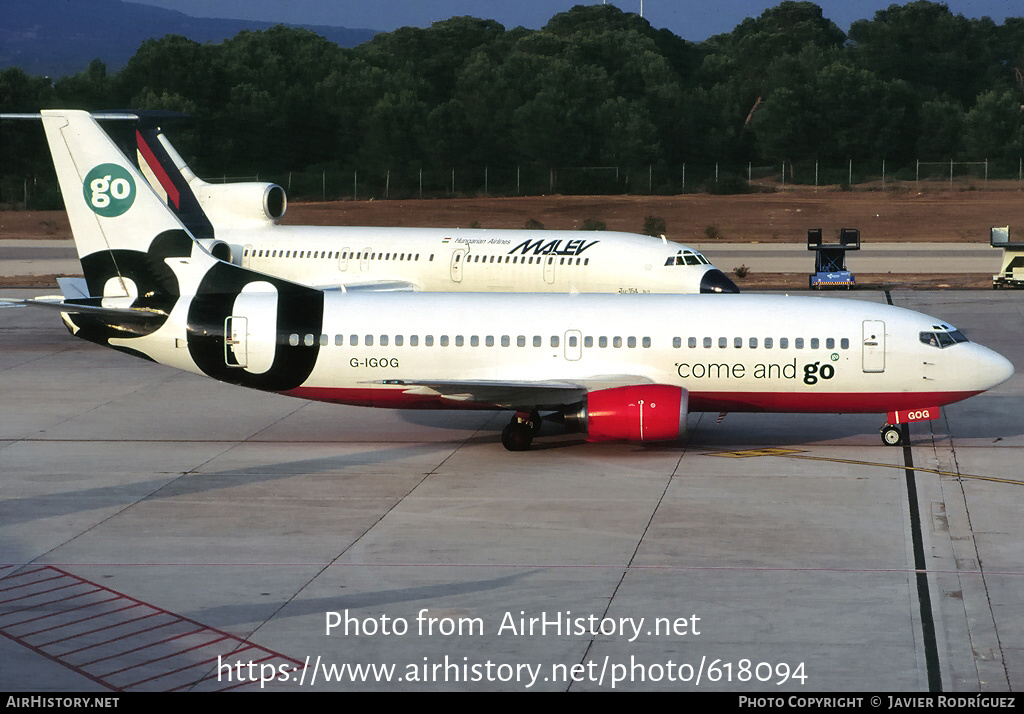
[
  {"xmin": 118, "ymin": 113, "xmax": 738, "ymax": 295},
  {"xmin": 4, "ymin": 111, "xmax": 1013, "ymax": 450}
]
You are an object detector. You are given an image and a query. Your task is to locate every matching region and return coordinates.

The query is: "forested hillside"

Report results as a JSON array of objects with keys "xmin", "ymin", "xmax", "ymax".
[{"xmin": 2, "ymin": 2, "xmax": 1022, "ymax": 206}]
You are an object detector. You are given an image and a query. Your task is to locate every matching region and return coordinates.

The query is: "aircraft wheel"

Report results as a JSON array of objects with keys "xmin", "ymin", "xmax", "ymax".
[
  {"xmin": 529, "ymin": 410, "xmax": 543, "ymax": 435},
  {"xmin": 502, "ymin": 423, "xmax": 533, "ymax": 451},
  {"xmin": 880, "ymin": 425, "xmax": 903, "ymax": 446}
]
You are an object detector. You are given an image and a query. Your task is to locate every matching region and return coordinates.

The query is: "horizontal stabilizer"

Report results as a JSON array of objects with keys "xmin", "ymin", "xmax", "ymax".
[
  {"xmin": 57, "ymin": 277, "xmax": 91, "ymax": 299},
  {"xmin": 0, "ymin": 297, "xmax": 167, "ymax": 319}
]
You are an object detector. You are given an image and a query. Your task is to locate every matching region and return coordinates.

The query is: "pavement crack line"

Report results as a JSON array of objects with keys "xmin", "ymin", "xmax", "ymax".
[
  {"xmin": 225, "ymin": 410, "xmax": 505, "ymax": 660},
  {"xmin": 570, "ymin": 442, "xmax": 688, "ymax": 691},
  {"xmin": 932, "ymin": 413, "xmax": 1010, "ymax": 690}
]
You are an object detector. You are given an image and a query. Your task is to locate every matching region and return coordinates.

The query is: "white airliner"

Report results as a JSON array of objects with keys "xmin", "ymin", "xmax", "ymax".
[
  {"xmin": 4, "ymin": 110, "xmax": 1014, "ymax": 450},
  {"xmin": 119, "ymin": 114, "xmax": 739, "ymax": 295}
]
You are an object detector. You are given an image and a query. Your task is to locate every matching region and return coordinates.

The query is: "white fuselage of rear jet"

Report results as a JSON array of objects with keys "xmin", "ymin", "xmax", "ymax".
[{"xmin": 215, "ymin": 225, "xmax": 731, "ymax": 294}]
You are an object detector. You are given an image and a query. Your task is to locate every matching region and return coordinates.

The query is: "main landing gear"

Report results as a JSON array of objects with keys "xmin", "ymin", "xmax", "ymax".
[
  {"xmin": 880, "ymin": 424, "xmax": 904, "ymax": 446},
  {"xmin": 501, "ymin": 410, "xmax": 542, "ymax": 451}
]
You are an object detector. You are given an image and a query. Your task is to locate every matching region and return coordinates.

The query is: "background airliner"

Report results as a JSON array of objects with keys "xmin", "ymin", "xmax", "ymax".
[
  {"xmin": 122, "ymin": 113, "xmax": 739, "ymax": 295},
  {"xmin": 6, "ymin": 111, "xmax": 1013, "ymax": 451}
]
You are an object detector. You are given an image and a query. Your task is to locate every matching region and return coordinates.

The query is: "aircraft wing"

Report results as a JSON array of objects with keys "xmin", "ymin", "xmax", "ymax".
[
  {"xmin": 322, "ymin": 280, "xmax": 419, "ymax": 293},
  {"xmin": 366, "ymin": 374, "xmax": 653, "ymax": 409}
]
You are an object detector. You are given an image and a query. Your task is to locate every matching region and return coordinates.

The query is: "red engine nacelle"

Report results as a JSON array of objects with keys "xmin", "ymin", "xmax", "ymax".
[{"xmin": 567, "ymin": 385, "xmax": 689, "ymax": 442}]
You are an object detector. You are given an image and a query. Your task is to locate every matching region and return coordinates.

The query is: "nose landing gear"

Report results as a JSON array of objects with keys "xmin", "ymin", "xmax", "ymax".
[{"xmin": 880, "ymin": 424, "xmax": 904, "ymax": 446}]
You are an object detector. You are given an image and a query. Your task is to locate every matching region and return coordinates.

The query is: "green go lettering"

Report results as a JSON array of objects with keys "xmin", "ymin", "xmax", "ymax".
[{"xmin": 83, "ymin": 164, "xmax": 135, "ymax": 217}]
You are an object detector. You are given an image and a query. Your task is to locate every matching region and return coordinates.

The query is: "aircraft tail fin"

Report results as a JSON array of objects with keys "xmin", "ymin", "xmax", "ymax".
[
  {"xmin": 34, "ymin": 109, "xmax": 203, "ymax": 300},
  {"xmin": 133, "ymin": 123, "xmax": 215, "ymax": 240},
  {"xmin": 41, "ymin": 110, "xmax": 185, "ymax": 257}
]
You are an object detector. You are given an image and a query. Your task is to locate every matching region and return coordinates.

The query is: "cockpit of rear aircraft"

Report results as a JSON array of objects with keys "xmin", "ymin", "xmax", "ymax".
[{"xmin": 665, "ymin": 250, "xmax": 712, "ymax": 266}]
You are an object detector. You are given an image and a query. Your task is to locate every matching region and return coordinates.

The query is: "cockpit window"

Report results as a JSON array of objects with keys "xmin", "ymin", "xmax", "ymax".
[
  {"xmin": 667, "ymin": 251, "xmax": 708, "ymax": 266},
  {"xmin": 920, "ymin": 330, "xmax": 969, "ymax": 348}
]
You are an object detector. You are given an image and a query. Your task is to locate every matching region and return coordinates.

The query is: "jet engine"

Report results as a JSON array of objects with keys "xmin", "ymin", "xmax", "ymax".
[
  {"xmin": 564, "ymin": 385, "xmax": 688, "ymax": 442},
  {"xmin": 194, "ymin": 238, "xmax": 238, "ymax": 264},
  {"xmin": 192, "ymin": 181, "xmax": 287, "ymax": 225}
]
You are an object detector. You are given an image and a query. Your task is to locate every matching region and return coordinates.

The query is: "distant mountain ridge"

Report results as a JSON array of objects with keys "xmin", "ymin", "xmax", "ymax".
[{"xmin": 1, "ymin": 0, "xmax": 379, "ymax": 78}]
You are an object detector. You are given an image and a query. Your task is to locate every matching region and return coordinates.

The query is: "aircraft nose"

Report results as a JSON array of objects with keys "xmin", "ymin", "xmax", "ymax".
[
  {"xmin": 700, "ymin": 268, "xmax": 740, "ymax": 294},
  {"xmin": 979, "ymin": 348, "xmax": 1014, "ymax": 390}
]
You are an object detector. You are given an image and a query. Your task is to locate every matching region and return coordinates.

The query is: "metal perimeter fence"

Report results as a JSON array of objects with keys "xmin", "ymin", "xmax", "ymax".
[{"xmin": 2, "ymin": 158, "xmax": 1022, "ymax": 210}]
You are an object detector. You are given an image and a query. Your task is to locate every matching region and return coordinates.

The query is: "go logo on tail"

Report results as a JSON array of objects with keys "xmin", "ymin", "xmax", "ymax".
[{"xmin": 83, "ymin": 164, "xmax": 135, "ymax": 217}]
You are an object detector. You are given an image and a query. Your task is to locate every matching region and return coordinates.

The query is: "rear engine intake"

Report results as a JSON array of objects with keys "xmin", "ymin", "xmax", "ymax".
[{"xmin": 193, "ymin": 182, "xmax": 287, "ymax": 225}]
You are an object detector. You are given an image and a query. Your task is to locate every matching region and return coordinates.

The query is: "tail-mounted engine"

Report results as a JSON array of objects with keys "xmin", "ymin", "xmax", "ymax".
[
  {"xmin": 193, "ymin": 182, "xmax": 287, "ymax": 226},
  {"xmin": 565, "ymin": 385, "xmax": 689, "ymax": 442},
  {"xmin": 194, "ymin": 239, "xmax": 240, "ymax": 264}
]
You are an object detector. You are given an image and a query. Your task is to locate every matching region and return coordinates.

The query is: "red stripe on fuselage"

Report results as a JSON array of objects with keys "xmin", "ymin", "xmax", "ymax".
[
  {"xmin": 135, "ymin": 130, "xmax": 181, "ymax": 209},
  {"xmin": 280, "ymin": 386, "xmax": 981, "ymax": 414}
]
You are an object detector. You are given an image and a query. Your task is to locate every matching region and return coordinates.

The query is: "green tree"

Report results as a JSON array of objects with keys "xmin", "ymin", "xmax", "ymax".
[
  {"xmin": 53, "ymin": 59, "xmax": 114, "ymax": 108},
  {"xmin": 962, "ymin": 90, "xmax": 1024, "ymax": 159},
  {"xmin": 704, "ymin": 1, "xmax": 845, "ymax": 71},
  {"xmin": 917, "ymin": 99, "xmax": 965, "ymax": 158},
  {"xmin": 848, "ymin": 1, "xmax": 1000, "ymax": 106},
  {"xmin": 0, "ymin": 68, "xmax": 58, "ymax": 190}
]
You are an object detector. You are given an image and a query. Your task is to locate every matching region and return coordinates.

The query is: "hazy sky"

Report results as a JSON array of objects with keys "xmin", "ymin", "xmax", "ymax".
[{"xmin": 127, "ymin": 1, "xmax": 1021, "ymax": 42}]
